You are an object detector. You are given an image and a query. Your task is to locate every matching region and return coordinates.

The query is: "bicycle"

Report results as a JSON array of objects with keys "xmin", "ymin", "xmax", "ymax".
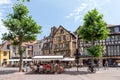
[{"xmin": 87, "ymin": 65, "xmax": 96, "ymax": 73}]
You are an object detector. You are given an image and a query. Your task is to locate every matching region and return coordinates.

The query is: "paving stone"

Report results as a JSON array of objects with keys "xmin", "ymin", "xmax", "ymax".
[{"xmin": 0, "ymin": 67, "xmax": 120, "ymax": 80}]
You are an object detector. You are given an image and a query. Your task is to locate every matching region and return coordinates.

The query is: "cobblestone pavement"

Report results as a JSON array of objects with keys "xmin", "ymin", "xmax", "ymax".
[{"xmin": 0, "ymin": 67, "xmax": 120, "ymax": 80}]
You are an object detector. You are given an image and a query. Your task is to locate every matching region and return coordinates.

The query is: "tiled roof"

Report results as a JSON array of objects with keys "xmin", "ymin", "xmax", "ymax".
[
  {"xmin": 107, "ymin": 24, "xmax": 120, "ymax": 28},
  {"xmin": 54, "ymin": 25, "xmax": 76, "ymax": 38}
]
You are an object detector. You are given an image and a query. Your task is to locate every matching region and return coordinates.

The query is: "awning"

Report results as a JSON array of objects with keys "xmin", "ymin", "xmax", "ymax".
[
  {"xmin": 7, "ymin": 59, "xmax": 32, "ymax": 62},
  {"xmin": 32, "ymin": 55, "xmax": 75, "ymax": 61},
  {"xmin": 32, "ymin": 55, "xmax": 64, "ymax": 61},
  {"xmin": 61, "ymin": 58, "xmax": 75, "ymax": 61}
]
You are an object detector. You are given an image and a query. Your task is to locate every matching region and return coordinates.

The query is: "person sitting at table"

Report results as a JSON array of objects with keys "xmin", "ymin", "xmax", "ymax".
[
  {"xmin": 39, "ymin": 64, "xmax": 44, "ymax": 73},
  {"xmin": 45, "ymin": 63, "xmax": 51, "ymax": 73}
]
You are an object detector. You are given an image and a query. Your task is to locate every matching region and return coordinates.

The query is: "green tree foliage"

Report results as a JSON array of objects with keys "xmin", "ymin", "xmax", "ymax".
[
  {"xmin": 78, "ymin": 9, "xmax": 109, "ymax": 42},
  {"xmin": 77, "ymin": 9, "xmax": 109, "ymax": 69},
  {"xmin": 2, "ymin": 3, "xmax": 41, "ymax": 72},
  {"xmin": 87, "ymin": 45, "xmax": 103, "ymax": 57}
]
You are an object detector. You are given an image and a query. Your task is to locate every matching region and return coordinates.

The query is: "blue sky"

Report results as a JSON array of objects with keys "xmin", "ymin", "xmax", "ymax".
[{"xmin": 0, "ymin": 0, "xmax": 120, "ymax": 42}]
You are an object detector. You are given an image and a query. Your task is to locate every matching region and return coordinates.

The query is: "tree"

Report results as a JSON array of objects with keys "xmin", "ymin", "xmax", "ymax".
[
  {"xmin": 77, "ymin": 9, "xmax": 109, "ymax": 72},
  {"xmin": 2, "ymin": 3, "xmax": 41, "ymax": 72}
]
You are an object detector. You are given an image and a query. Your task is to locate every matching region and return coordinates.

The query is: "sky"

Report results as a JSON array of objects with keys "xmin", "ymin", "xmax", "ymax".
[{"xmin": 0, "ymin": 0, "xmax": 120, "ymax": 43}]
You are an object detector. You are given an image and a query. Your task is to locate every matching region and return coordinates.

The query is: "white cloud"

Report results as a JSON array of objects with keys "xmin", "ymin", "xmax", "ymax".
[
  {"xmin": 0, "ymin": 0, "xmax": 11, "ymax": 5},
  {"xmin": 0, "ymin": 0, "xmax": 11, "ymax": 43},
  {"xmin": 66, "ymin": 3, "xmax": 87, "ymax": 18},
  {"xmin": 0, "ymin": 19, "xmax": 8, "ymax": 43},
  {"xmin": 66, "ymin": 0, "xmax": 111, "ymax": 22}
]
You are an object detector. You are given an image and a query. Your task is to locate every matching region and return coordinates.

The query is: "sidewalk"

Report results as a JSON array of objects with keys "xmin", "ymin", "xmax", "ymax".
[{"xmin": 0, "ymin": 67, "xmax": 120, "ymax": 80}]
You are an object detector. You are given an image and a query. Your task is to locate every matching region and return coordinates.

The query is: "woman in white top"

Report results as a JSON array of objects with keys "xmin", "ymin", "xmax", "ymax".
[
  {"xmin": 34, "ymin": 64, "xmax": 37, "ymax": 72},
  {"xmin": 39, "ymin": 64, "xmax": 44, "ymax": 73}
]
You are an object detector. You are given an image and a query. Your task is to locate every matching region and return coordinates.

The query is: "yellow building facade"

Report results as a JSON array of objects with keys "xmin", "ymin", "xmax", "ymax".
[
  {"xmin": 0, "ymin": 50, "xmax": 10, "ymax": 66},
  {"xmin": 0, "ymin": 41, "xmax": 10, "ymax": 66}
]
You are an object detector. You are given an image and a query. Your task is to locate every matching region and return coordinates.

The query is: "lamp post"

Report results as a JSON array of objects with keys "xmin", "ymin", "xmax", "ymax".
[
  {"xmin": 75, "ymin": 49, "xmax": 79, "ymax": 71},
  {"xmin": 75, "ymin": 34, "xmax": 80, "ymax": 71}
]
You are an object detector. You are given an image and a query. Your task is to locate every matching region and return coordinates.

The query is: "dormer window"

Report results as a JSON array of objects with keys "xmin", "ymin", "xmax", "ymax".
[{"xmin": 7, "ymin": 45, "xmax": 10, "ymax": 49}]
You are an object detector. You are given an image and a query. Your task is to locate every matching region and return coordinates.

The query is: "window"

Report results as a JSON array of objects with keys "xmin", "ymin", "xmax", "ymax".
[
  {"xmin": 3, "ymin": 51, "xmax": 7, "ymax": 56},
  {"xmin": 117, "ymin": 46, "xmax": 120, "ymax": 55},
  {"xmin": 34, "ymin": 52, "xmax": 36, "ymax": 55},
  {"xmin": 114, "ymin": 27, "xmax": 119, "ymax": 33},
  {"xmin": 66, "ymin": 44, "xmax": 69, "ymax": 48},
  {"xmin": 60, "ymin": 29, "xmax": 64, "ymax": 34},
  {"xmin": 49, "ymin": 43, "xmax": 52, "ymax": 48},
  {"xmin": 107, "ymin": 46, "xmax": 110, "ymax": 56},
  {"xmin": 106, "ymin": 37, "xmax": 110, "ymax": 42},
  {"xmin": 66, "ymin": 51, "xmax": 70, "ymax": 57},
  {"xmin": 111, "ymin": 36, "xmax": 114, "ymax": 41},
  {"xmin": 54, "ymin": 44, "xmax": 57, "ymax": 48},
  {"xmin": 110, "ymin": 46, "xmax": 113, "ymax": 55},
  {"xmin": 60, "ymin": 44, "xmax": 63, "ymax": 48},
  {"xmin": 57, "ymin": 44, "xmax": 60, "ymax": 48},
  {"xmin": 58, "ymin": 37, "xmax": 61, "ymax": 42},
  {"xmin": 28, "ymin": 45, "xmax": 32, "ymax": 49},
  {"xmin": 83, "ymin": 49, "xmax": 88, "ymax": 55},
  {"xmin": 13, "ymin": 46, "xmax": 16, "ymax": 52},
  {"xmin": 110, "ymin": 28, "xmax": 114, "ymax": 33},
  {"xmin": 7, "ymin": 45, "xmax": 10, "ymax": 49},
  {"xmin": 115, "ymin": 36, "xmax": 118, "ymax": 41},
  {"xmin": 60, "ymin": 52, "xmax": 62, "ymax": 55},
  {"xmin": 3, "ymin": 59, "xmax": 7, "ymax": 64},
  {"xmin": 64, "ymin": 43, "xmax": 69, "ymax": 48},
  {"xmin": 28, "ymin": 51, "xmax": 32, "ymax": 55},
  {"xmin": 63, "ymin": 35, "xmax": 66, "ymax": 41},
  {"xmin": 14, "ymin": 53, "xmax": 17, "ymax": 55},
  {"xmin": 44, "ymin": 44, "xmax": 47, "ymax": 48}
]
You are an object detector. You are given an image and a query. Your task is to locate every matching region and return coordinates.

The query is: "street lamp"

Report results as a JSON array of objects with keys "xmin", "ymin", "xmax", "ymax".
[
  {"xmin": 75, "ymin": 34, "xmax": 81, "ymax": 71},
  {"xmin": 75, "ymin": 49, "xmax": 81, "ymax": 71}
]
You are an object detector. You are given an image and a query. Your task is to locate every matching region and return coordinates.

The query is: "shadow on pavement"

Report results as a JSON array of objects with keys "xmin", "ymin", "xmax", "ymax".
[
  {"xmin": 63, "ymin": 70, "xmax": 93, "ymax": 75},
  {"xmin": 25, "ymin": 70, "xmax": 95, "ymax": 75},
  {"xmin": 0, "ymin": 70, "xmax": 18, "ymax": 75},
  {"xmin": 25, "ymin": 71, "xmax": 56, "ymax": 75},
  {"xmin": 25, "ymin": 71, "xmax": 36, "ymax": 75}
]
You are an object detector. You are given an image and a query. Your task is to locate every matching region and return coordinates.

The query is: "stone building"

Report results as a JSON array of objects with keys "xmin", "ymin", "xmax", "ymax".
[
  {"xmin": 105, "ymin": 24, "xmax": 120, "ymax": 56},
  {"xmin": 77, "ymin": 24, "xmax": 120, "ymax": 65},
  {"xmin": 52, "ymin": 25, "xmax": 76, "ymax": 57},
  {"xmin": 33, "ymin": 40, "xmax": 44, "ymax": 56},
  {"xmin": 77, "ymin": 25, "xmax": 120, "ymax": 56},
  {"xmin": 9, "ymin": 42, "xmax": 35, "ymax": 59},
  {"xmin": 42, "ymin": 26, "xmax": 57, "ymax": 55}
]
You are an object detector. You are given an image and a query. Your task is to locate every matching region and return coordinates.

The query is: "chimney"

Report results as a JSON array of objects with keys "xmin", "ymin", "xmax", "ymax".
[{"xmin": 51, "ymin": 26, "xmax": 57, "ymax": 37}]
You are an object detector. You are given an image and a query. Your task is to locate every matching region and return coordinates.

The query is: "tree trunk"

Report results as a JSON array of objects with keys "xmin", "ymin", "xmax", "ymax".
[
  {"xmin": 18, "ymin": 42, "xmax": 23, "ymax": 72},
  {"xmin": 91, "ymin": 56, "xmax": 94, "ymax": 67},
  {"xmin": 19, "ymin": 54, "xmax": 23, "ymax": 72},
  {"xmin": 91, "ymin": 38, "xmax": 94, "ymax": 67}
]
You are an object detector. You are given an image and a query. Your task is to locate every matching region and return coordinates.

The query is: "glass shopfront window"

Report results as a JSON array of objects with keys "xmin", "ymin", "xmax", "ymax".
[{"xmin": 114, "ymin": 27, "xmax": 119, "ymax": 33}]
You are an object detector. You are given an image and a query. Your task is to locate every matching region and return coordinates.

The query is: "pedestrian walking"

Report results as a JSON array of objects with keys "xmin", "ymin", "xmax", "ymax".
[
  {"xmin": 104, "ymin": 60, "xmax": 108, "ymax": 70},
  {"xmin": 97, "ymin": 60, "xmax": 100, "ymax": 70}
]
